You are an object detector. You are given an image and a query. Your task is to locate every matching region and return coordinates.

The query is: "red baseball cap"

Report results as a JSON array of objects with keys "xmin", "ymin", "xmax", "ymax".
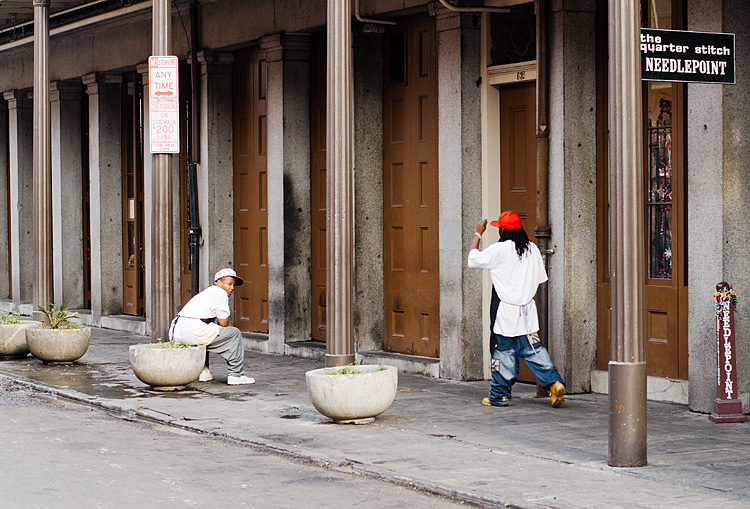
[{"xmin": 490, "ymin": 211, "xmax": 522, "ymax": 230}]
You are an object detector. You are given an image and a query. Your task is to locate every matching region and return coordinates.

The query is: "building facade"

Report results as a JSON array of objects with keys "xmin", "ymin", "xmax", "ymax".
[{"xmin": 0, "ymin": 0, "xmax": 747, "ymax": 414}]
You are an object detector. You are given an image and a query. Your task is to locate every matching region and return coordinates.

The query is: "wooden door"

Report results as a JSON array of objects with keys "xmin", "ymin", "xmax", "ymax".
[
  {"xmin": 310, "ymin": 34, "xmax": 327, "ymax": 342},
  {"xmin": 383, "ymin": 15, "xmax": 439, "ymax": 358},
  {"xmin": 233, "ymin": 47, "xmax": 269, "ymax": 333},
  {"xmin": 178, "ymin": 62, "xmax": 192, "ymax": 307},
  {"xmin": 81, "ymin": 87, "xmax": 91, "ymax": 309},
  {"xmin": 643, "ymin": 80, "xmax": 687, "ymax": 378},
  {"xmin": 122, "ymin": 71, "xmax": 145, "ymax": 316},
  {"xmin": 499, "ymin": 82, "xmax": 537, "ymax": 383},
  {"xmin": 597, "ymin": 0, "xmax": 687, "ymax": 379}
]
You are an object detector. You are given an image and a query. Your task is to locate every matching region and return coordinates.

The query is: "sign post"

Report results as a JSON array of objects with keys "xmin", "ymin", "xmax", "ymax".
[
  {"xmin": 148, "ymin": 55, "xmax": 180, "ymax": 153},
  {"xmin": 710, "ymin": 283, "xmax": 747, "ymax": 423}
]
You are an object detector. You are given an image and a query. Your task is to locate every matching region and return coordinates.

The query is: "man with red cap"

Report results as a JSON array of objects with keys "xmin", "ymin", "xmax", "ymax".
[
  {"xmin": 169, "ymin": 268, "xmax": 255, "ymax": 385},
  {"xmin": 468, "ymin": 211, "xmax": 566, "ymax": 407}
]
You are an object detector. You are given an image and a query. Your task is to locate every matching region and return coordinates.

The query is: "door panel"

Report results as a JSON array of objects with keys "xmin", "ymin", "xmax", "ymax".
[
  {"xmin": 310, "ymin": 34, "xmax": 327, "ymax": 341},
  {"xmin": 233, "ymin": 47, "xmax": 269, "ymax": 333},
  {"xmin": 383, "ymin": 15, "xmax": 439, "ymax": 358},
  {"xmin": 122, "ymin": 72, "xmax": 144, "ymax": 316},
  {"xmin": 499, "ymin": 82, "xmax": 537, "ymax": 383}
]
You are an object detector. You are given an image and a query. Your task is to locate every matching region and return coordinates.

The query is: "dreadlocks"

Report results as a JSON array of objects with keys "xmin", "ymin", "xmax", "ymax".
[{"xmin": 499, "ymin": 226, "xmax": 531, "ymax": 259}]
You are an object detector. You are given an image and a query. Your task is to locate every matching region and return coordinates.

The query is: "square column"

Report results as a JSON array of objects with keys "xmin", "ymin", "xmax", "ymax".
[
  {"xmin": 198, "ymin": 51, "xmax": 234, "ymax": 289},
  {"xmin": 50, "ymin": 80, "xmax": 84, "ymax": 308},
  {"xmin": 4, "ymin": 90, "xmax": 34, "ymax": 312},
  {"xmin": 353, "ymin": 28, "xmax": 385, "ymax": 352},
  {"xmin": 0, "ymin": 99, "xmax": 8, "ymax": 299},
  {"xmin": 434, "ymin": 9, "xmax": 484, "ymax": 380},
  {"xmin": 83, "ymin": 73, "xmax": 123, "ymax": 325},
  {"xmin": 261, "ymin": 33, "xmax": 312, "ymax": 353}
]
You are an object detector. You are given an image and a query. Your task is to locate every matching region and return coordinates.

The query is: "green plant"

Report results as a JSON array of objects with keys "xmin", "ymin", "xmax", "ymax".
[
  {"xmin": 0, "ymin": 311, "xmax": 22, "ymax": 325},
  {"xmin": 324, "ymin": 363, "xmax": 386, "ymax": 375},
  {"xmin": 37, "ymin": 303, "xmax": 83, "ymax": 329},
  {"xmin": 139, "ymin": 338, "xmax": 191, "ymax": 349}
]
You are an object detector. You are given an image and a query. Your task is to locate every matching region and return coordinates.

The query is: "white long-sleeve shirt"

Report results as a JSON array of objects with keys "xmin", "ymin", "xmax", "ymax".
[{"xmin": 468, "ymin": 240, "xmax": 547, "ymax": 336}]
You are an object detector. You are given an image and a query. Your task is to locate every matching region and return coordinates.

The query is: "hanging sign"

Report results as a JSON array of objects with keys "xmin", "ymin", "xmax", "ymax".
[
  {"xmin": 148, "ymin": 55, "xmax": 180, "ymax": 154},
  {"xmin": 641, "ymin": 28, "xmax": 735, "ymax": 84}
]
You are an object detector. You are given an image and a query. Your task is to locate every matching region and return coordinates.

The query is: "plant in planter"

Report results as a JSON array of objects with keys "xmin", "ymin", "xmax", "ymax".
[
  {"xmin": 25, "ymin": 303, "xmax": 91, "ymax": 364},
  {"xmin": 129, "ymin": 338, "xmax": 206, "ymax": 391},
  {"xmin": 0, "ymin": 311, "xmax": 40, "ymax": 359},
  {"xmin": 305, "ymin": 363, "xmax": 398, "ymax": 424}
]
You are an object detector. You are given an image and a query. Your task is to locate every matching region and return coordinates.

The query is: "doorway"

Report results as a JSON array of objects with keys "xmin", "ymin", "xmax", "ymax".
[
  {"xmin": 499, "ymin": 81, "xmax": 537, "ymax": 383},
  {"xmin": 310, "ymin": 33, "xmax": 327, "ymax": 342},
  {"xmin": 233, "ymin": 47, "xmax": 269, "ymax": 333},
  {"xmin": 121, "ymin": 71, "xmax": 145, "ymax": 317},
  {"xmin": 383, "ymin": 14, "xmax": 440, "ymax": 357}
]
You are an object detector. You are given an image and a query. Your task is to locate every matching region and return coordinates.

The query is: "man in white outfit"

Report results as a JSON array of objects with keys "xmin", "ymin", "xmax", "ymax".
[
  {"xmin": 468, "ymin": 211, "xmax": 565, "ymax": 407},
  {"xmin": 169, "ymin": 268, "xmax": 255, "ymax": 385}
]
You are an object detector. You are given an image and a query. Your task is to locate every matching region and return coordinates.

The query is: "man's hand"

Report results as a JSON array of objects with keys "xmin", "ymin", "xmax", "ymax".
[
  {"xmin": 217, "ymin": 317, "xmax": 229, "ymax": 327},
  {"xmin": 476, "ymin": 219, "xmax": 487, "ymax": 236}
]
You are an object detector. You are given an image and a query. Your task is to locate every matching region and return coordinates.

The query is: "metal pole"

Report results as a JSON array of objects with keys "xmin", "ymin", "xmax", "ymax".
[
  {"xmin": 534, "ymin": 0, "xmax": 551, "ymax": 399},
  {"xmin": 32, "ymin": 0, "xmax": 53, "ymax": 321},
  {"xmin": 608, "ymin": 0, "xmax": 647, "ymax": 467},
  {"xmin": 325, "ymin": 0, "xmax": 356, "ymax": 367},
  {"xmin": 151, "ymin": 0, "xmax": 174, "ymax": 340}
]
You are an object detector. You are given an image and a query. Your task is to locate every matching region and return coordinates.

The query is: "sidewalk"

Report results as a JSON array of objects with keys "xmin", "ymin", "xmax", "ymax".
[{"xmin": 1, "ymin": 327, "xmax": 748, "ymax": 508}]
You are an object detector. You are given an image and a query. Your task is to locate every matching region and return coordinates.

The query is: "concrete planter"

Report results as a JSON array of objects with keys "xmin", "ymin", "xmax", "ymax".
[
  {"xmin": 0, "ymin": 322, "xmax": 40, "ymax": 359},
  {"xmin": 129, "ymin": 343, "xmax": 206, "ymax": 391},
  {"xmin": 305, "ymin": 365, "xmax": 398, "ymax": 424},
  {"xmin": 25, "ymin": 327, "xmax": 91, "ymax": 364}
]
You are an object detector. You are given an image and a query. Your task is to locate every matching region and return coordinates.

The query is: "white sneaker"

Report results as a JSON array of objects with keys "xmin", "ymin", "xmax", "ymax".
[
  {"xmin": 227, "ymin": 374, "xmax": 255, "ymax": 385},
  {"xmin": 198, "ymin": 367, "xmax": 213, "ymax": 382}
]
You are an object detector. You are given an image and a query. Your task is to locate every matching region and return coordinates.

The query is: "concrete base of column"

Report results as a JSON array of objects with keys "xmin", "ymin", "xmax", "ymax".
[
  {"xmin": 608, "ymin": 360, "xmax": 647, "ymax": 467},
  {"xmin": 325, "ymin": 353, "xmax": 356, "ymax": 368}
]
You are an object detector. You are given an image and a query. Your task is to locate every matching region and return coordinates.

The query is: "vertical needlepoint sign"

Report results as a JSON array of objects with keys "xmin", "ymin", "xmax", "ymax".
[{"xmin": 148, "ymin": 56, "xmax": 180, "ymax": 153}]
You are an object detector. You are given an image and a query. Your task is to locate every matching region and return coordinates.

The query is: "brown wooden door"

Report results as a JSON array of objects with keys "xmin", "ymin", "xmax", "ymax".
[
  {"xmin": 597, "ymin": 0, "xmax": 687, "ymax": 379},
  {"xmin": 233, "ymin": 47, "xmax": 269, "ymax": 333},
  {"xmin": 122, "ymin": 71, "xmax": 145, "ymax": 316},
  {"xmin": 310, "ymin": 34, "xmax": 327, "ymax": 342},
  {"xmin": 643, "ymin": 80, "xmax": 687, "ymax": 378},
  {"xmin": 499, "ymin": 82, "xmax": 537, "ymax": 383},
  {"xmin": 383, "ymin": 15, "xmax": 439, "ymax": 358},
  {"xmin": 178, "ymin": 62, "xmax": 192, "ymax": 307}
]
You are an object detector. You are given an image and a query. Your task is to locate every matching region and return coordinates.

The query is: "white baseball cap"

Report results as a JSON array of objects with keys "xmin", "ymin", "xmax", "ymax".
[{"xmin": 214, "ymin": 268, "xmax": 244, "ymax": 286}]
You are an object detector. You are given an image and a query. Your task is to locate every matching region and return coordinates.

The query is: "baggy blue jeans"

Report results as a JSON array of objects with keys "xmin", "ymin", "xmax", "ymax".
[{"xmin": 488, "ymin": 332, "xmax": 565, "ymax": 403}]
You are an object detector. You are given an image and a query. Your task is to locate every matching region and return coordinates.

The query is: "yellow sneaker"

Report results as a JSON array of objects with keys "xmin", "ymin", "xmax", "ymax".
[
  {"xmin": 482, "ymin": 396, "xmax": 509, "ymax": 407},
  {"xmin": 550, "ymin": 382, "xmax": 566, "ymax": 408}
]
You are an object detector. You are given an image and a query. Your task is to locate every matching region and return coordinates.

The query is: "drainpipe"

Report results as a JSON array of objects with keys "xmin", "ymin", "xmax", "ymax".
[
  {"xmin": 534, "ymin": 0, "xmax": 552, "ymax": 397},
  {"xmin": 32, "ymin": 0, "xmax": 53, "ymax": 322},
  {"xmin": 437, "ymin": 0, "xmax": 509, "ymax": 13},
  {"xmin": 188, "ymin": 0, "xmax": 202, "ymax": 297}
]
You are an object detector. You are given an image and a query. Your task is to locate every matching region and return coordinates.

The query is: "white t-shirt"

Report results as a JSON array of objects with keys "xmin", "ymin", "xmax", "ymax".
[
  {"xmin": 468, "ymin": 240, "xmax": 548, "ymax": 336},
  {"xmin": 169, "ymin": 285, "xmax": 231, "ymax": 345}
]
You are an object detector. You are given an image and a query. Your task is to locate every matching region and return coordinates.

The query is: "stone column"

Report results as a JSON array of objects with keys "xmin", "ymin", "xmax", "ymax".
[
  {"xmin": 261, "ymin": 33, "xmax": 312, "ymax": 353},
  {"xmin": 4, "ymin": 90, "xmax": 34, "ymax": 312},
  {"xmin": 434, "ymin": 8, "xmax": 483, "ymax": 380},
  {"xmin": 83, "ymin": 73, "xmax": 123, "ymax": 325},
  {"xmin": 198, "ymin": 51, "xmax": 234, "ymax": 289},
  {"xmin": 353, "ymin": 27, "xmax": 385, "ymax": 353},
  {"xmin": 0, "ymin": 99, "xmax": 8, "ymax": 299},
  {"xmin": 137, "ymin": 62, "xmax": 155, "ymax": 334},
  {"xmin": 548, "ymin": 0, "xmax": 598, "ymax": 392},
  {"xmin": 718, "ymin": 0, "xmax": 750, "ymax": 413},
  {"xmin": 50, "ymin": 80, "xmax": 84, "ymax": 309}
]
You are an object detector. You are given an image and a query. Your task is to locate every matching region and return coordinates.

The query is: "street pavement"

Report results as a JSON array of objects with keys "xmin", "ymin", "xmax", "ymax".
[{"xmin": 0, "ymin": 327, "xmax": 748, "ymax": 508}]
